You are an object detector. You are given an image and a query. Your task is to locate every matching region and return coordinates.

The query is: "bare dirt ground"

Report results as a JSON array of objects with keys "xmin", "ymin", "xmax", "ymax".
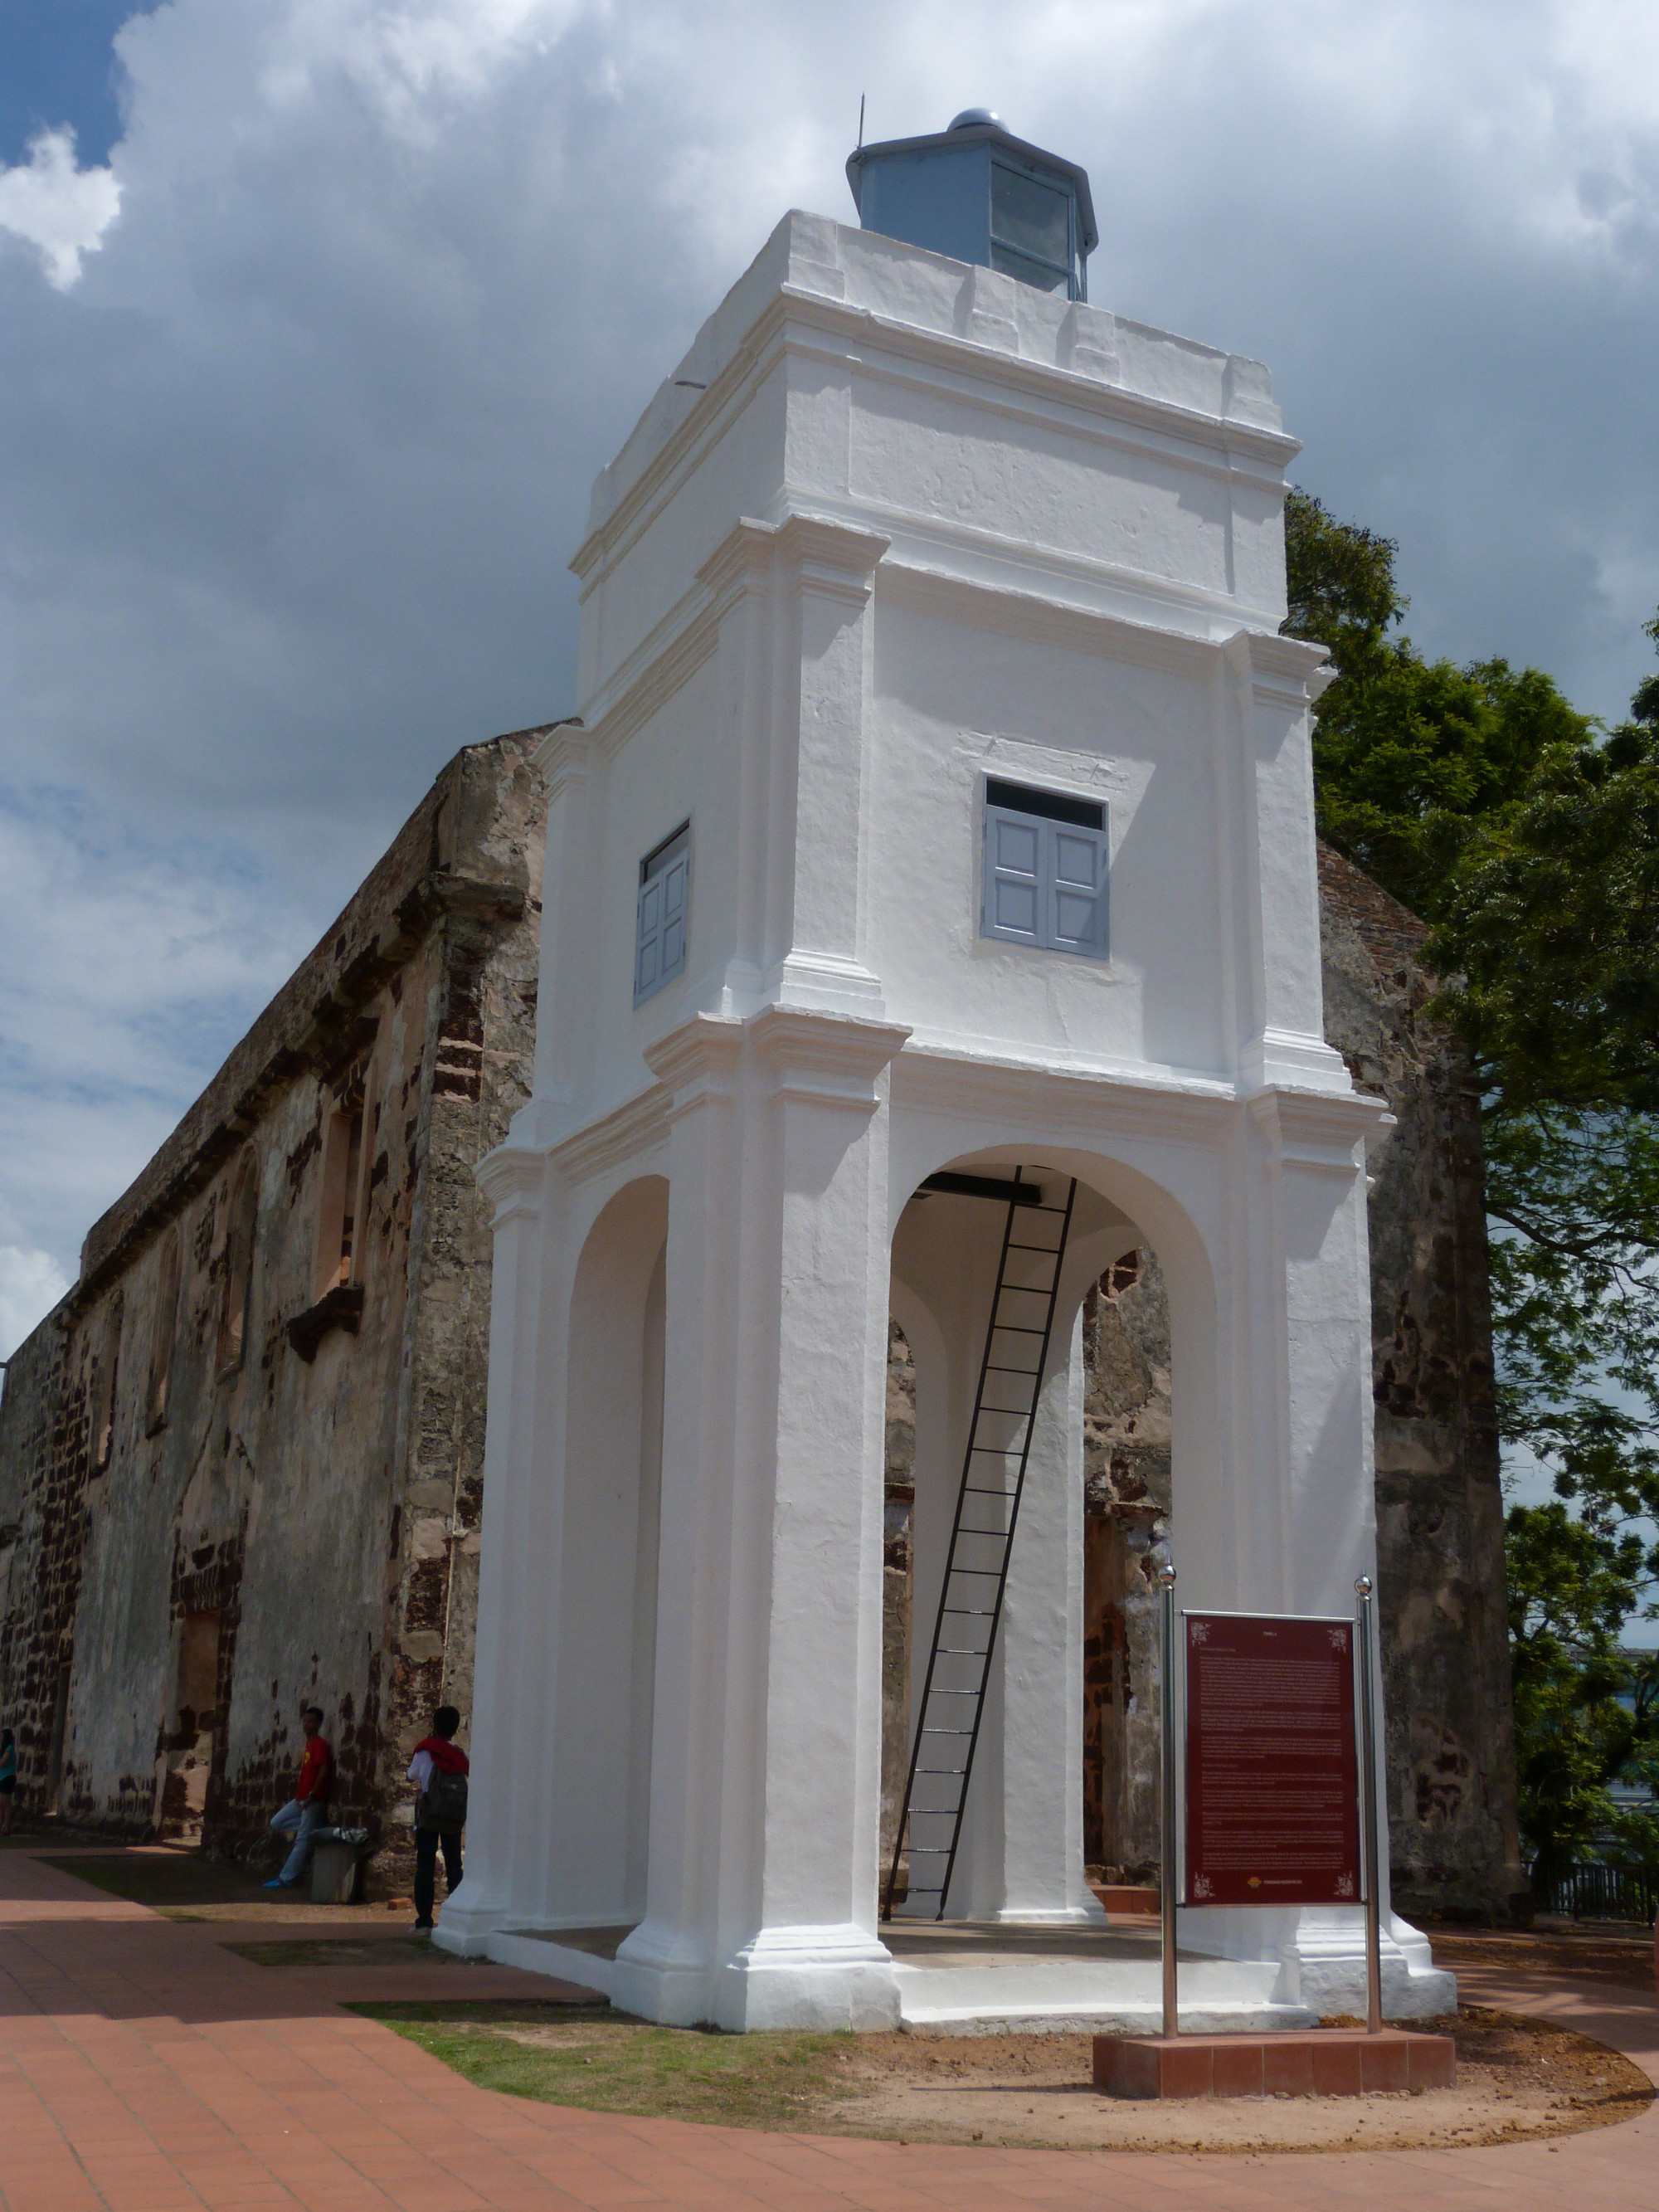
[{"xmin": 460, "ymin": 2004, "xmax": 1652, "ymax": 2154}]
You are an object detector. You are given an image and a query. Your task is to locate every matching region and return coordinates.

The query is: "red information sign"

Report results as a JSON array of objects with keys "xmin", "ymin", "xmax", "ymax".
[{"xmin": 1183, "ymin": 1611, "xmax": 1360, "ymax": 1908}]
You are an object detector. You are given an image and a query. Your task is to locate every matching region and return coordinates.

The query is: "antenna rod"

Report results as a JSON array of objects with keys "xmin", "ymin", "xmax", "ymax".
[{"xmin": 858, "ymin": 93, "xmax": 865, "ymax": 149}]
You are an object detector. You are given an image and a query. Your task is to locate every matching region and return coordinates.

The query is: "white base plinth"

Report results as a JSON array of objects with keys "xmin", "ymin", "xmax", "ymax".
[
  {"xmin": 446, "ymin": 1913, "xmax": 1457, "ymax": 2034},
  {"xmin": 893, "ymin": 1954, "xmax": 1314, "ymax": 2035}
]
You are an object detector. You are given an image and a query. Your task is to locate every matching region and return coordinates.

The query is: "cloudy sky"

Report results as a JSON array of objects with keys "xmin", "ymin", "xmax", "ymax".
[{"xmin": 2, "ymin": 0, "xmax": 1657, "ymax": 1358}]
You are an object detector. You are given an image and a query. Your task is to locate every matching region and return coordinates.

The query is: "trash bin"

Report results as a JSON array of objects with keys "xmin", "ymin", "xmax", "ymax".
[{"xmin": 309, "ymin": 1826, "xmax": 370, "ymax": 1905}]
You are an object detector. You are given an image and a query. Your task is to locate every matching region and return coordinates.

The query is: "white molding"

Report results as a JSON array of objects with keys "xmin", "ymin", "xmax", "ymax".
[
  {"xmin": 572, "ymin": 272, "xmax": 1299, "ymax": 594},
  {"xmin": 474, "ymin": 1143, "xmax": 545, "ymax": 1224},
  {"xmin": 881, "ymin": 558, "xmax": 1233, "ymax": 676},
  {"xmin": 546, "ymin": 1084, "xmax": 673, "ymax": 1185},
  {"xmin": 750, "ymin": 1006, "xmax": 911, "ymax": 1108}
]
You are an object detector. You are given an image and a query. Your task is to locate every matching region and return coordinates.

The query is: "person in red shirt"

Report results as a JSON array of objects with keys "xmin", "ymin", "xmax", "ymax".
[{"xmin": 264, "ymin": 1706, "xmax": 333, "ymax": 1889}]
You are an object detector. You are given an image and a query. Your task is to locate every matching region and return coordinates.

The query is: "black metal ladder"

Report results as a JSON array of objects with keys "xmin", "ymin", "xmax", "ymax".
[{"xmin": 882, "ymin": 1169, "xmax": 1078, "ymax": 1921}]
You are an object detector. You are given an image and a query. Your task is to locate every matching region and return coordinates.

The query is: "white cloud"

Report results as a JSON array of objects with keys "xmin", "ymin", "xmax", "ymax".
[
  {"xmin": 2, "ymin": 0, "xmax": 1658, "ymax": 1293},
  {"xmin": 0, "ymin": 1246, "xmax": 72, "ymax": 1362},
  {"xmin": 0, "ymin": 128, "xmax": 121, "ymax": 289}
]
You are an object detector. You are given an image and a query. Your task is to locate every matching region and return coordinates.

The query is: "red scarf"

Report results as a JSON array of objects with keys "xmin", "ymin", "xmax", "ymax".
[{"xmin": 416, "ymin": 1736, "xmax": 469, "ymax": 1775}]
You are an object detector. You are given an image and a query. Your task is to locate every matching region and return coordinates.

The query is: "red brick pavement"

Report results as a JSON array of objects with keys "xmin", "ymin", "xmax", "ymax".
[{"xmin": 1, "ymin": 1847, "xmax": 1653, "ymax": 2211}]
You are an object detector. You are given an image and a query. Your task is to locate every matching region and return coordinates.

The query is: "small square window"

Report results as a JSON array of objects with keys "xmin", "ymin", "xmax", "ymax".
[
  {"xmin": 981, "ymin": 778, "xmax": 1108, "ymax": 959},
  {"xmin": 635, "ymin": 821, "xmax": 690, "ymax": 1006}
]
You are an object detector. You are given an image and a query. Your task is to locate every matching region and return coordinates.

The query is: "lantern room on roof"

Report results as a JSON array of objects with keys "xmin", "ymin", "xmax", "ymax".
[{"xmin": 846, "ymin": 107, "xmax": 1097, "ymax": 300}]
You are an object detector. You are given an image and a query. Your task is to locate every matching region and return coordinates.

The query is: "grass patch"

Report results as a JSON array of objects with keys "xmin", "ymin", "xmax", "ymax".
[
  {"xmin": 37, "ymin": 1853, "xmax": 265, "ymax": 1912},
  {"xmin": 229, "ymin": 1937, "xmax": 460, "ymax": 1969},
  {"xmin": 350, "ymin": 2000, "xmax": 866, "ymax": 2132}
]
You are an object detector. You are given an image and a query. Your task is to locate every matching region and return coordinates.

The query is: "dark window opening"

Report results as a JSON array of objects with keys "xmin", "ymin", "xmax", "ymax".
[
  {"xmin": 216, "ymin": 1150, "xmax": 260, "ymax": 1377},
  {"xmin": 317, "ymin": 1076, "xmax": 366, "ymax": 1298},
  {"xmin": 92, "ymin": 1294, "xmax": 122, "ymax": 1473},
  {"xmin": 985, "ymin": 777, "xmax": 1104, "ymax": 830},
  {"xmin": 145, "ymin": 1229, "xmax": 182, "ymax": 1435}
]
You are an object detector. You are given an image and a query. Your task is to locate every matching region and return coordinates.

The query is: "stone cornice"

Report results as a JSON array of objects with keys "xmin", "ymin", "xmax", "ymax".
[
  {"xmin": 1223, "ymin": 626, "xmax": 1331, "ymax": 708},
  {"xmin": 546, "ymin": 1083, "xmax": 673, "ymax": 1184},
  {"xmin": 879, "ymin": 559, "xmax": 1228, "ymax": 677},
  {"xmin": 530, "ymin": 718, "xmax": 592, "ymax": 796},
  {"xmin": 643, "ymin": 1014, "xmax": 747, "ymax": 1115},
  {"xmin": 1248, "ymin": 1086, "xmax": 1394, "ymax": 1172},
  {"xmin": 889, "ymin": 1038, "xmax": 1239, "ymax": 1143},
  {"xmin": 571, "ymin": 280, "xmax": 1300, "ymax": 588},
  {"xmin": 474, "ymin": 1142, "xmax": 547, "ymax": 1225},
  {"xmin": 750, "ymin": 1006, "xmax": 912, "ymax": 1108},
  {"xmin": 577, "ymin": 594, "xmax": 725, "ymax": 761}
]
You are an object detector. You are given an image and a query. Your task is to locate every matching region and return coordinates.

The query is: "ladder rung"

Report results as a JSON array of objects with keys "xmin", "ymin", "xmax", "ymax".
[
  {"xmin": 940, "ymin": 1606, "xmax": 996, "ymax": 1616},
  {"xmin": 946, "ymin": 1566, "xmax": 1000, "ymax": 1576},
  {"xmin": 922, "ymin": 1727, "xmax": 975, "ymax": 1736},
  {"xmin": 983, "ymin": 1363, "xmax": 1040, "ymax": 1378},
  {"xmin": 1005, "ymin": 1240, "xmax": 1063, "ymax": 1254}
]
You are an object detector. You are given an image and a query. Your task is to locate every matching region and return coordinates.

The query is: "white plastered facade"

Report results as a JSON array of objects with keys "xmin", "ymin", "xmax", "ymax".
[{"xmin": 435, "ymin": 210, "xmax": 1455, "ymax": 2030}]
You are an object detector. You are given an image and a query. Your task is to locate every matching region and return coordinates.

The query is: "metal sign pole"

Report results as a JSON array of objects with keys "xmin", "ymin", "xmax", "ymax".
[
  {"xmin": 1355, "ymin": 1575, "xmax": 1384, "ymax": 2035},
  {"xmin": 1158, "ymin": 1561, "xmax": 1179, "ymax": 2039}
]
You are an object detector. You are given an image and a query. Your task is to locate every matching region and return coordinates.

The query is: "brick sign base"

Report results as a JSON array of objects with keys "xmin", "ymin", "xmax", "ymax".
[{"xmin": 1093, "ymin": 2029, "xmax": 1456, "ymax": 2100}]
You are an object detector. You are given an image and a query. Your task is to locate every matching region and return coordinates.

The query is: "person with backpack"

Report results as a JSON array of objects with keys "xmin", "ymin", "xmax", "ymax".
[{"xmin": 407, "ymin": 1704, "xmax": 469, "ymax": 1930}]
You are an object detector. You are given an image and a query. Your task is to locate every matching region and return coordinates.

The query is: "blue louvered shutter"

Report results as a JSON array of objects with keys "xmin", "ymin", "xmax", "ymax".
[
  {"xmin": 635, "ymin": 824, "xmax": 690, "ymax": 1006},
  {"xmin": 1048, "ymin": 822, "xmax": 1109, "ymax": 957},
  {"xmin": 658, "ymin": 844, "xmax": 688, "ymax": 982},
  {"xmin": 983, "ymin": 807, "xmax": 1044, "ymax": 946}
]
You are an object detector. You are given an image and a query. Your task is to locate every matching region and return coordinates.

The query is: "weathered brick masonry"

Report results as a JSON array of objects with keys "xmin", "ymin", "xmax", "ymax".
[{"xmin": 0, "ymin": 733, "xmax": 546, "ymax": 1873}]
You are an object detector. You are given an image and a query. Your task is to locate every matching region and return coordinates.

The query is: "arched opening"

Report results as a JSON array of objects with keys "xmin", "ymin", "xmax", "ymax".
[
  {"xmin": 551, "ymin": 1176, "xmax": 668, "ymax": 1924},
  {"xmin": 881, "ymin": 1146, "xmax": 1204, "ymax": 1925}
]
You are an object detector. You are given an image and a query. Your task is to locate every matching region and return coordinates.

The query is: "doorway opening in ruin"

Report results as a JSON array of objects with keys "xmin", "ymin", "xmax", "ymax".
[
  {"xmin": 882, "ymin": 1156, "xmax": 1172, "ymax": 1918},
  {"xmin": 159, "ymin": 1610, "xmax": 222, "ymax": 1844},
  {"xmin": 553, "ymin": 1177, "xmax": 666, "ymax": 1927}
]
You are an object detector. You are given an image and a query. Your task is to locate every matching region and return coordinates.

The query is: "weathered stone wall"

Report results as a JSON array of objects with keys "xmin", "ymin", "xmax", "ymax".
[
  {"xmin": 1316, "ymin": 844, "xmax": 1525, "ymax": 1922},
  {"xmin": 1080, "ymin": 1251, "xmax": 1170, "ymax": 1882},
  {"xmin": 0, "ymin": 733, "xmax": 546, "ymax": 1872}
]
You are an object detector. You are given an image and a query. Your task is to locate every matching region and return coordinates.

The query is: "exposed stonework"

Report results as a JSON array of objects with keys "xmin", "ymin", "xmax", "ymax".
[
  {"xmin": 0, "ymin": 733, "xmax": 547, "ymax": 1877},
  {"xmin": 1316, "ymin": 844, "xmax": 1526, "ymax": 1923},
  {"xmin": 877, "ymin": 845, "xmax": 1525, "ymax": 1922}
]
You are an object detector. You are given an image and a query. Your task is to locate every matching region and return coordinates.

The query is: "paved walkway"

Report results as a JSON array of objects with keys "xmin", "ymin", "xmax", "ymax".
[{"xmin": 1, "ymin": 1847, "xmax": 1653, "ymax": 2211}]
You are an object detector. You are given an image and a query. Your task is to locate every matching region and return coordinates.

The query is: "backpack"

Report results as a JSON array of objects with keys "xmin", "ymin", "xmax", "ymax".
[{"xmin": 418, "ymin": 1765, "xmax": 469, "ymax": 1834}]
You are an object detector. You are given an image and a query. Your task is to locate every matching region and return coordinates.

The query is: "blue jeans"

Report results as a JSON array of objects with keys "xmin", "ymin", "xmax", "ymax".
[{"xmin": 270, "ymin": 1796, "xmax": 324, "ymax": 1883}]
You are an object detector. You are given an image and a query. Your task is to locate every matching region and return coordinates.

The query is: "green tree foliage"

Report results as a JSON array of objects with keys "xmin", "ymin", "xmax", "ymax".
[
  {"xmin": 1507, "ymin": 1501, "xmax": 1659, "ymax": 1884},
  {"xmin": 1285, "ymin": 490, "xmax": 1659, "ymax": 1874},
  {"xmin": 1284, "ymin": 489, "xmax": 1593, "ymax": 920}
]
